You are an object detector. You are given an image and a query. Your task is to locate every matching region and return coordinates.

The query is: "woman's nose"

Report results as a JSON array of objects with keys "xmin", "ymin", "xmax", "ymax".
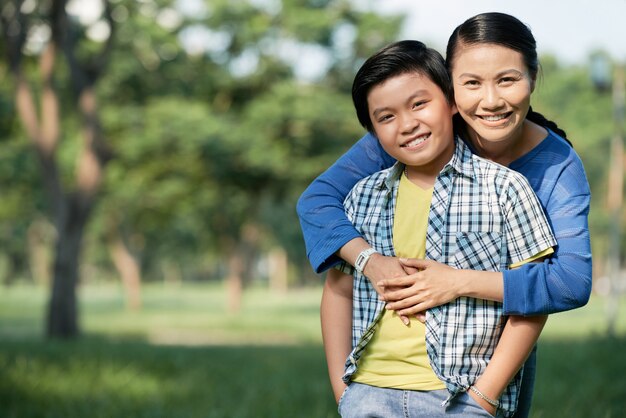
[{"xmin": 481, "ymin": 85, "xmax": 504, "ymax": 109}]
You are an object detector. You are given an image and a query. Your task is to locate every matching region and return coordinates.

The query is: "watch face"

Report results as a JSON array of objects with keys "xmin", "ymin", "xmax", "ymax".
[{"xmin": 356, "ymin": 248, "xmax": 375, "ymax": 272}]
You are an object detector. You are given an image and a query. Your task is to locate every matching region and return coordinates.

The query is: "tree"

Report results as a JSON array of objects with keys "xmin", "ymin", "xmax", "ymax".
[
  {"xmin": 95, "ymin": 0, "xmax": 405, "ymax": 309},
  {"xmin": 1, "ymin": 0, "xmax": 114, "ymax": 337}
]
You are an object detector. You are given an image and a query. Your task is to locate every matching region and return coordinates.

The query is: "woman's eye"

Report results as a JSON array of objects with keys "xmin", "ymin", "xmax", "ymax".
[
  {"xmin": 463, "ymin": 80, "xmax": 480, "ymax": 87},
  {"xmin": 499, "ymin": 76, "xmax": 518, "ymax": 85},
  {"xmin": 412, "ymin": 101, "xmax": 426, "ymax": 109}
]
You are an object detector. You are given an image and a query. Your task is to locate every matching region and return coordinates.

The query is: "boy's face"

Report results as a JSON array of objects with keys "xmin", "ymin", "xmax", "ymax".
[{"xmin": 368, "ymin": 72, "xmax": 457, "ymax": 176}]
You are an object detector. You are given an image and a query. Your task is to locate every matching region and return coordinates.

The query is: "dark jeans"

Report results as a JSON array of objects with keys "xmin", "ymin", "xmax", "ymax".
[{"xmin": 512, "ymin": 345, "xmax": 537, "ymax": 418}]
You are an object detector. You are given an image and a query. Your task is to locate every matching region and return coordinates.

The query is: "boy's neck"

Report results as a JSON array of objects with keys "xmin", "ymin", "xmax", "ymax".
[
  {"xmin": 403, "ymin": 140, "xmax": 455, "ymax": 188},
  {"xmin": 404, "ymin": 166, "xmax": 437, "ymax": 189}
]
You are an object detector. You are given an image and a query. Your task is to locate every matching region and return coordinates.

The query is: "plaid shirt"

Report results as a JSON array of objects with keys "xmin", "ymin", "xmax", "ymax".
[{"xmin": 340, "ymin": 138, "xmax": 556, "ymax": 416}]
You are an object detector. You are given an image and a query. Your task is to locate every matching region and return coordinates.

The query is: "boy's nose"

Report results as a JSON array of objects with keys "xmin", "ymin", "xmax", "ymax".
[{"xmin": 401, "ymin": 114, "xmax": 420, "ymax": 133}]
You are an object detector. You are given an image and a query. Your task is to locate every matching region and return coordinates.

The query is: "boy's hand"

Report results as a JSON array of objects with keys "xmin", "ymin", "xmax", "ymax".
[
  {"xmin": 362, "ymin": 254, "xmax": 411, "ymax": 324},
  {"xmin": 380, "ymin": 259, "xmax": 460, "ymax": 317},
  {"xmin": 362, "ymin": 253, "xmax": 407, "ymax": 294}
]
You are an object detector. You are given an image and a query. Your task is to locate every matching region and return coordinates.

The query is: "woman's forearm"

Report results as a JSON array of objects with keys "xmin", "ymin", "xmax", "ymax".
[
  {"xmin": 321, "ymin": 269, "xmax": 354, "ymax": 403},
  {"xmin": 455, "ymin": 269, "xmax": 504, "ymax": 302},
  {"xmin": 297, "ymin": 133, "xmax": 394, "ymax": 274},
  {"xmin": 382, "ymin": 260, "xmax": 505, "ymax": 315}
]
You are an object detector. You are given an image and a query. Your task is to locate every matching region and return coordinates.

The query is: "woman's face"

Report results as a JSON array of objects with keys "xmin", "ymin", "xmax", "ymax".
[{"xmin": 450, "ymin": 43, "xmax": 535, "ymax": 146}]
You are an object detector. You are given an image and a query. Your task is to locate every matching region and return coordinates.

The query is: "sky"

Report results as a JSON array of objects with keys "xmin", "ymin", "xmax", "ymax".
[{"xmin": 368, "ymin": 0, "xmax": 626, "ymax": 65}]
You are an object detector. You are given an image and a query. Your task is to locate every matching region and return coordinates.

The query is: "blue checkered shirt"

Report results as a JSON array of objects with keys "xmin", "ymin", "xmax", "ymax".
[{"xmin": 340, "ymin": 138, "xmax": 556, "ymax": 416}]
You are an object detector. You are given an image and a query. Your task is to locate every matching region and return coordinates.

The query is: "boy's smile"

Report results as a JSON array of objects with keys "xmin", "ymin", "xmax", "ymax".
[
  {"xmin": 400, "ymin": 132, "xmax": 430, "ymax": 149},
  {"xmin": 367, "ymin": 72, "xmax": 457, "ymax": 185}
]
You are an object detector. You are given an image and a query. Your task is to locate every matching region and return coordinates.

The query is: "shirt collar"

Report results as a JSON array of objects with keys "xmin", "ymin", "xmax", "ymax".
[{"xmin": 379, "ymin": 136, "xmax": 476, "ymax": 190}]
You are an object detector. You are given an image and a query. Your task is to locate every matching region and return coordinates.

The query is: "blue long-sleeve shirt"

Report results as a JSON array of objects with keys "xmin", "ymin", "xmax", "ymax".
[{"xmin": 296, "ymin": 130, "xmax": 592, "ymax": 315}]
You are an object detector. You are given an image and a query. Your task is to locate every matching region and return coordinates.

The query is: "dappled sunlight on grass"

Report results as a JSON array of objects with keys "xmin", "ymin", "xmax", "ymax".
[
  {"xmin": 77, "ymin": 283, "xmax": 325, "ymax": 346},
  {"xmin": 0, "ymin": 337, "xmax": 336, "ymax": 418},
  {"xmin": 533, "ymin": 336, "xmax": 626, "ymax": 418},
  {"xmin": 1, "ymin": 283, "xmax": 626, "ymax": 417},
  {"xmin": 3, "ymin": 352, "xmax": 163, "ymax": 410}
]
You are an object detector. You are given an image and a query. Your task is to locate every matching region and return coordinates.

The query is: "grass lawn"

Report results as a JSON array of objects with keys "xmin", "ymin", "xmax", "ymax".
[{"xmin": 1, "ymin": 282, "xmax": 625, "ymax": 417}]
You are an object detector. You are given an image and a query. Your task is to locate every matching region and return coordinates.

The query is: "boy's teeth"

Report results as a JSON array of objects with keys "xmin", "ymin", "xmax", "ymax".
[
  {"xmin": 404, "ymin": 135, "xmax": 428, "ymax": 147},
  {"xmin": 483, "ymin": 114, "xmax": 507, "ymax": 121}
]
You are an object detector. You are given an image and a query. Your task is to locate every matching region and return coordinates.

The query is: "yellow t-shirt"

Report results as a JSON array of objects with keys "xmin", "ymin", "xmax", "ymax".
[{"xmin": 353, "ymin": 172, "xmax": 445, "ymax": 390}]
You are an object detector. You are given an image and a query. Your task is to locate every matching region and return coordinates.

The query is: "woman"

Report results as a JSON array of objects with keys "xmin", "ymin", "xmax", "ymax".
[{"xmin": 297, "ymin": 12, "xmax": 592, "ymax": 417}]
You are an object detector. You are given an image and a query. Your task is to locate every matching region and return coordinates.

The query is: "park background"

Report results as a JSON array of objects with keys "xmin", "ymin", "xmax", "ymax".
[{"xmin": 1, "ymin": 0, "xmax": 625, "ymax": 417}]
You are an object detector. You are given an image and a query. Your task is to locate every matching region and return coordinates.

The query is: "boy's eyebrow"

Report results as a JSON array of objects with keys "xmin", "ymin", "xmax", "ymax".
[{"xmin": 371, "ymin": 90, "xmax": 429, "ymax": 118}]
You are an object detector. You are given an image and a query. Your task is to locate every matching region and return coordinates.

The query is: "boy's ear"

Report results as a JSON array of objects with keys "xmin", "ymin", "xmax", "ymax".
[{"xmin": 451, "ymin": 103, "xmax": 458, "ymax": 115}]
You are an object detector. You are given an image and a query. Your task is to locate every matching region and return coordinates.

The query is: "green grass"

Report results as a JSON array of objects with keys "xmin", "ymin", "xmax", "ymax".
[{"xmin": 1, "ymin": 283, "xmax": 625, "ymax": 417}]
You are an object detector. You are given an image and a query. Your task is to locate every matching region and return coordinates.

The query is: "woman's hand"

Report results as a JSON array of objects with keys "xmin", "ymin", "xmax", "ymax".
[{"xmin": 379, "ymin": 259, "xmax": 461, "ymax": 318}]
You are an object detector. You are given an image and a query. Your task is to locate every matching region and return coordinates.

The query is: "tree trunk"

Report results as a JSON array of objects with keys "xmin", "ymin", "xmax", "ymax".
[
  {"xmin": 268, "ymin": 247, "xmax": 288, "ymax": 294},
  {"xmin": 107, "ymin": 226, "xmax": 142, "ymax": 311},
  {"xmin": 227, "ymin": 250, "xmax": 244, "ymax": 314},
  {"xmin": 46, "ymin": 200, "xmax": 87, "ymax": 338},
  {"xmin": 27, "ymin": 218, "xmax": 53, "ymax": 286}
]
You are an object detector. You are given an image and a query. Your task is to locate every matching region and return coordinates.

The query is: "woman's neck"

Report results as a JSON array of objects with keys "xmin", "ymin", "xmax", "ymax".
[{"xmin": 468, "ymin": 120, "xmax": 547, "ymax": 166}]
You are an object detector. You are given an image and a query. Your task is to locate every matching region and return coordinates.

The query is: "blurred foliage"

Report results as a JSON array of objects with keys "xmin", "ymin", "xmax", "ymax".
[
  {"xmin": 532, "ymin": 56, "xmax": 618, "ymax": 269},
  {"xmin": 0, "ymin": 0, "xmax": 623, "ymax": 288},
  {"xmin": 0, "ymin": 0, "xmax": 402, "ymax": 286}
]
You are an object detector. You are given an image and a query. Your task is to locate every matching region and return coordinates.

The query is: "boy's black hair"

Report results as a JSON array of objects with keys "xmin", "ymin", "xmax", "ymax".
[{"xmin": 352, "ymin": 40, "xmax": 453, "ymax": 133}]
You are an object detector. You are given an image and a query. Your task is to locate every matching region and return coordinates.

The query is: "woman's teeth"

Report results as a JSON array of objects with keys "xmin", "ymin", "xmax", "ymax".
[{"xmin": 482, "ymin": 114, "xmax": 508, "ymax": 122}]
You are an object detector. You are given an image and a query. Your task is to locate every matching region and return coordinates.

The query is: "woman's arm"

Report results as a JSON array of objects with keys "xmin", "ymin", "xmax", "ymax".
[
  {"xmin": 468, "ymin": 315, "xmax": 548, "ymax": 415},
  {"xmin": 503, "ymin": 191, "xmax": 591, "ymax": 315},
  {"xmin": 382, "ymin": 159, "xmax": 592, "ymax": 316},
  {"xmin": 503, "ymin": 143, "xmax": 592, "ymax": 315},
  {"xmin": 320, "ymin": 268, "xmax": 354, "ymax": 403},
  {"xmin": 296, "ymin": 132, "xmax": 394, "ymax": 274},
  {"xmin": 380, "ymin": 260, "xmax": 503, "ymax": 316}
]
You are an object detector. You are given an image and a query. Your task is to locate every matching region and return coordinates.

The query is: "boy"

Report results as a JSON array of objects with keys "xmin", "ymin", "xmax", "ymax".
[{"xmin": 321, "ymin": 40, "xmax": 556, "ymax": 417}]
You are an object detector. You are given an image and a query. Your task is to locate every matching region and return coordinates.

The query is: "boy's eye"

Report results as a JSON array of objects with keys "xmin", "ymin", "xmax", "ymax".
[
  {"xmin": 463, "ymin": 80, "xmax": 480, "ymax": 87},
  {"xmin": 378, "ymin": 114, "xmax": 393, "ymax": 123},
  {"xmin": 412, "ymin": 101, "xmax": 426, "ymax": 109}
]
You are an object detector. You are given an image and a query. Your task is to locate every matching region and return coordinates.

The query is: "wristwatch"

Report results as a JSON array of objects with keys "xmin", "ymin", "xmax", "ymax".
[{"xmin": 355, "ymin": 248, "xmax": 378, "ymax": 274}]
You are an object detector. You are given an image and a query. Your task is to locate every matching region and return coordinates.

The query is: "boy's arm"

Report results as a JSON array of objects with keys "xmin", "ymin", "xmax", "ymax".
[
  {"xmin": 320, "ymin": 268, "xmax": 353, "ymax": 403},
  {"xmin": 469, "ymin": 314, "xmax": 548, "ymax": 415},
  {"xmin": 469, "ymin": 174, "xmax": 555, "ymax": 414}
]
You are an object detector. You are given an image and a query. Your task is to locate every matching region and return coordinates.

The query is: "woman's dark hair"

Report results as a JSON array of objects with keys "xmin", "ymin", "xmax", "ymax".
[
  {"xmin": 446, "ymin": 12, "xmax": 570, "ymax": 143},
  {"xmin": 352, "ymin": 40, "xmax": 453, "ymax": 133}
]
